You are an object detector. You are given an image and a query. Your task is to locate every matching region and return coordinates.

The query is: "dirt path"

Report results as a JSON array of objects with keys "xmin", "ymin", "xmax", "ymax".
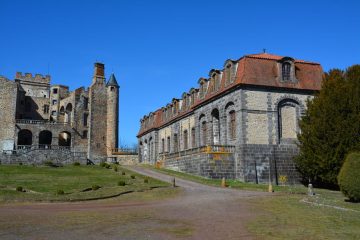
[{"xmin": 0, "ymin": 166, "xmax": 268, "ymax": 240}]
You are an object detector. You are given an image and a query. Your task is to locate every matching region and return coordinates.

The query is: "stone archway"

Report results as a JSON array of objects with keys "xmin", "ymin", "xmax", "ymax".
[
  {"xmin": 59, "ymin": 131, "xmax": 71, "ymax": 147},
  {"xmin": 17, "ymin": 129, "xmax": 33, "ymax": 147},
  {"xmin": 39, "ymin": 130, "xmax": 52, "ymax": 148}
]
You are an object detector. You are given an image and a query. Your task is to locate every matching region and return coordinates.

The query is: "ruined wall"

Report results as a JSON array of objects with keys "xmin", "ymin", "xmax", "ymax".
[
  {"xmin": 0, "ymin": 77, "xmax": 17, "ymax": 151},
  {"xmin": 15, "ymin": 73, "xmax": 51, "ymax": 120}
]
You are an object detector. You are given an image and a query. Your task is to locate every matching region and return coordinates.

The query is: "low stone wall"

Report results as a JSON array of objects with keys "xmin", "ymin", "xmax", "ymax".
[
  {"xmin": 106, "ymin": 154, "xmax": 139, "ymax": 165},
  {"xmin": 0, "ymin": 150, "xmax": 87, "ymax": 165},
  {"xmin": 161, "ymin": 143, "xmax": 300, "ymax": 184},
  {"xmin": 238, "ymin": 144, "xmax": 300, "ymax": 184},
  {"xmin": 117, "ymin": 154, "xmax": 138, "ymax": 165},
  {"xmin": 164, "ymin": 152, "xmax": 235, "ymax": 179}
]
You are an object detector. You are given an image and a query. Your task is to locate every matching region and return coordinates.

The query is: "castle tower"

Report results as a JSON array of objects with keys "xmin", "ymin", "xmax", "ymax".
[
  {"xmin": 106, "ymin": 73, "xmax": 119, "ymax": 157},
  {"xmin": 88, "ymin": 63, "xmax": 108, "ymax": 162}
]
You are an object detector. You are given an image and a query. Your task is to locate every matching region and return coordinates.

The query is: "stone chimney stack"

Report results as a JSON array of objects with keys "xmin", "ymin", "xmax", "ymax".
[
  {"xmin": 92, "ymin": 62, "xmax": 105, "ymax": 84},
  {"xmin": 94, "ymin": 62, "xmax": 104, "ymax": 77}
]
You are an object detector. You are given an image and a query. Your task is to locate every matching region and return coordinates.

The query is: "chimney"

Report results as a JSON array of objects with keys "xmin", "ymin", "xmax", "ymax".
[{"xmin": 94, "ymin": 62, "xmax": 105, "ymax": 77}]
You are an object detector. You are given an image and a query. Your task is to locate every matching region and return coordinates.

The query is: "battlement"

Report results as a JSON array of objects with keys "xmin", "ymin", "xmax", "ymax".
[{"xmin": 15, "ymin": 72, "xmax": 51, "ymax": 84}]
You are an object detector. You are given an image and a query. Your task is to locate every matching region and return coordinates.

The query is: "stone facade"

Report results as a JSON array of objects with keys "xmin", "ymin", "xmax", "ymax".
[
  {"xmin": 0, "ymin": 63, "xmax": 120, "ymax": 164},
  {"xmin": 137, "ymin": 53, "xmax": 323, "ymax": 184}
]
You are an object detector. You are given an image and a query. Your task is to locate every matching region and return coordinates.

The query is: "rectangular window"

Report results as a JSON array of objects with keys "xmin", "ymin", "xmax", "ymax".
[
  {"xmin": 51, "ymin": 111, "xmax": 56, "ymax": 116},
  {"xmin": 183, "ymin": 130, "xmax": 188, "ymax": 150},
  {"xmin": 53, "ymin": 88, "xmax": 58, "ymax": 94},
  {"xmin": 84, "ymin": 97, "xmax": 89, "ymax": 110},
  {"xmin": 83, "ymin": 113, "xmax": 88, "ymax": 126},
  {"xmin": 52, "ymin": 99, "xmax": 57, "ymax": 105},
  {"xmin": 83, "ymin": 130, "xmax": 88, "ymax": 138},
  {"xmin": 43, "ymin": 105, "xmax": 49, "ymax": 114}
]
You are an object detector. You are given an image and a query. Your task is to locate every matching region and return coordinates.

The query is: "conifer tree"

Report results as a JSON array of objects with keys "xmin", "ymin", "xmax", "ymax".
[{"xmin": 295, "ymin": 65, "xmax": 360, "ymax": 188}]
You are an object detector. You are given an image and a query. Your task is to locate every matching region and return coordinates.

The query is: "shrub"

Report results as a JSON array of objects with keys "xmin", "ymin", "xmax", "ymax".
[
  {"xmin": 92, "ymin": 185, "xmax": 101, "ymax": 191},
  {"xmin": 16, "ymin": 186, "xmax": 23, "ymax": 192},
  {"xmin": 113, "ymin": 165, "xmax": 118, "ymax": 172},
  {"xmin": 19, "ymin": 162, "xmax": 23, "ymax": 166},
  {"xmin": 122, "ymin": 171, "xmax": 126, "ymax": 175},
  {"xmin": 99, "ymin": 162, "xmax": 106, "ymax": 167},
  {"xmin": 338, "ymin": 152, "xmax": 360, "ymax": 202},
  {"xmin": 44, "ymin": 160, "xmax": 54, "ymax": 167},
  {"xmin": 57, "ymin": 189, "xmax": 65, "ymax": 195},
  {"xmin": 105, "ymin": 164, "xmax": 111, "ymax": 169},
  {"xmin": 144, "ymin": 178, "xmax": 149, "ymax": 184},
  {"xmin": 131, "ymin": 175, "xmax": 136, "ymax": 179},
  {"xmin": 118, "ymin": 180, "xmax": 126, "ymax": 186},
  {"xmin": 73, "ymin": 162, "xmax": 80, "ymax": 166}
]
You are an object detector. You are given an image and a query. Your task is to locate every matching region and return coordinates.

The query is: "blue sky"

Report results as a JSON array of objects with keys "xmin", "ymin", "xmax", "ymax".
[{"xmin": 1, "ymin": 0, "xmax": 359, "ymax": 146}]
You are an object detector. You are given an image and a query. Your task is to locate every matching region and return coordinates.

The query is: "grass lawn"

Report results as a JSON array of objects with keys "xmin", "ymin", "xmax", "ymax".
[
  {"xmin": 0, "ymin": 164, "xmax": 170, "ymax": 202},
  {"xmin": 247, "ymin": 194, "xmax": 360, "ymax": 239},
  {"xmin": 144, "ymin": 164, "xmax": 360, "ymax": 239}
]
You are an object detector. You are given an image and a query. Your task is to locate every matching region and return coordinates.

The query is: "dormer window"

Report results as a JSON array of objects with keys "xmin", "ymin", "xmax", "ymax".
[
  {"xmin": 225, "ymin": 64, "xmax": 232, "ymax": 85},
  {"xmin": 282, "ymin": 62, "xmax": 291, "ymax": 81}
]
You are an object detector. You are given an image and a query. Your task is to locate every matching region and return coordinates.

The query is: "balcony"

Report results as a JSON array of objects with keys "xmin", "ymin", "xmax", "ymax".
[
  {"xmin": 16, "ymin": 119, "xmax": 67, "ymax": 125},
  {"xmin": 160, "ymin": 145, "xmax": 235, "ymax": 159},
  {"xmin": 112, "ymin": 148, "xmax": 138, "ymax": 155},
  {"xmin": 17, "ymin": 145, "xmax": 71, "ymax": 150}
]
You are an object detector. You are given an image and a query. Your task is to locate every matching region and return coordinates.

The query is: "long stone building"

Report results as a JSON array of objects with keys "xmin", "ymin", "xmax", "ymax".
[
  {"xmin": 137, "ymin": 53, "xmax": 323, "ymax": 184},
  {"xmin": 0, "ymin": 63, "xmax": 119, "ymax": 164}
]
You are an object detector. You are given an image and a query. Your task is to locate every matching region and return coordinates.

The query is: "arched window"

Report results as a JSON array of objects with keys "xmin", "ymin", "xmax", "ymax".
[
  {"xmin": 17, "ymin": 129, "xmax": 32, "ymax": 146},
  {"xmin": 229, "ymin": 110, "xmax": 236, "ymax": 139},
  {"xmin": 167, "ymin": 136, "xmax": 171, "ymax": 153},
  {"xmin": 278, "ymin": 99, "xmax": 299, "ymax": 141},
  {"xmin": 211, "ymin": 109, "xmax": 220, "ymax": 144},
  {"xmin": 149, "ymin": 137, "xmax": 153, "ymax": 163},
  {"xmin": 161, "ymin": 138, "xmax": 165, "ymax": 153},
  {"xmin": 282, "ymin": 62, "xmax": 291, "ymax": 81},
  {"xmin": 191, "ymin": 127, "xmax": 196, "ymax": 148},
  {"xmin": 65, "ymin": 103, "xmax": 73, "ymax": 123},
  {"xmin": 173, "ymin": 134, "xmax": 178, "ymax": 152},
  {"xmin": 201, "ymin": 121, "xmax": 207, "ymax": 146},
  {"xmin": 183, "ymin": 130, "xmax": 188, "ymax": 150},
  {"xmin": 39, "ymin": 130, "xmax": 52, "ymax": 148}
]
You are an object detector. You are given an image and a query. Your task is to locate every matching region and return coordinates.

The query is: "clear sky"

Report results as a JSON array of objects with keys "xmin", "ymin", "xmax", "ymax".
[{"xmin": 1, "ymin": 0, "xmax": 359, "ymax": 146}]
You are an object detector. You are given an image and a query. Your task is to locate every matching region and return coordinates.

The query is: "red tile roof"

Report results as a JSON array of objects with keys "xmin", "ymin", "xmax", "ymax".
[{"xmin": 138, "ymin": 53, "xmax": 323, "ymax": 137}]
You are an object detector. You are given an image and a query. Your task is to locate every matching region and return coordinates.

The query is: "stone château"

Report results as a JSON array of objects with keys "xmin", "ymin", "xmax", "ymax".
[
  {"xmin": 137, "ymin": 53, "xmax": 323, "ymax": 183},
  {"xmin": 0, "ymin": 63, "xmax": 120, "ymax": 164}
]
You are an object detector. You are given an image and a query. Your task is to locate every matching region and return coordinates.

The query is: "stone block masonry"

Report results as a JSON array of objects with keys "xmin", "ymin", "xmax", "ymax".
[
  {"xmin": 164, "ymin": 153, "xmax": 235, "ymax": 179},
  {"xmin": 137, "ymin": 53, "xmax": 323, "ymax": 183}
]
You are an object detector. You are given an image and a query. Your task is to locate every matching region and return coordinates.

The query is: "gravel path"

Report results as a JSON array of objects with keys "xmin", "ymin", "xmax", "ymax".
[{"xmin": 0, "ymin": 166, "xmax": 269, "ymax": 240}]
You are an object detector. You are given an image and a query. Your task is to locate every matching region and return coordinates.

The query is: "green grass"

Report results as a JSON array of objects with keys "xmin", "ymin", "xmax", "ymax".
[
  {"xmin": 247, "ymin": 194, "xmax": 360, "ymax": 239},
  {"xmin": 0, "ymin": 164, "xmax": 170, "ymax": 202}
]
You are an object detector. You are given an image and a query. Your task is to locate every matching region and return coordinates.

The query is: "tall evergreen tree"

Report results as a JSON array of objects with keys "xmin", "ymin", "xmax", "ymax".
[{"xmin": 295, "ymin": 65, "xmax": 360, "ymax": 188}]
